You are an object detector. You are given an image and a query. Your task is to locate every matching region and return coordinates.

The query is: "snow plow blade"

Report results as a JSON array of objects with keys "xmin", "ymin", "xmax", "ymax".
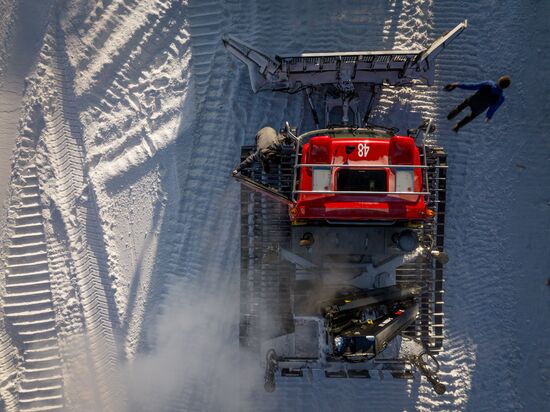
[
  {"xmin": 223, "ymin": 20, "xmax": 467, "ymax": 92},
  {"xmin": 222, "ymin": 35, "xmax": 282, "ymax": 92},
  {"xmin": 233, "ymin": 174, "xmax": 292, "ymax": 206}
]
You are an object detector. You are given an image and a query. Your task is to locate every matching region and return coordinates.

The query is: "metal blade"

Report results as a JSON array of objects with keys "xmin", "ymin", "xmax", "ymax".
[
  {"xmin": 413, "ymin": 20, "xmax": 468, "ymax": 85},
  {"xmin": 224, "ymin": 21, "xmax": 467, "ymax": 92},
  {"xmin": 233, "ymin": 174, "xmax": 293, "ymax": 206},
  {"xmin": 222, "ymin": 35, "xmax": 281, "ymax": 92}
]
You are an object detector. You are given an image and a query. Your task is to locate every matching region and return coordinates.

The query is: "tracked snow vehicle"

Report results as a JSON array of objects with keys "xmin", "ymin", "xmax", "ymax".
[{"xmin": 224, "ymin": 21, "xmax": 466, "ymax": 394}]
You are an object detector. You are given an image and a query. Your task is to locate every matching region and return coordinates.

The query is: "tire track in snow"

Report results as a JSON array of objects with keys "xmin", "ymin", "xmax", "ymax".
[
  {"xmin": 61, "ymin": 1, "xmax": 193, "ymax": 360},
  {"xmin": 146, "ymin": 3, "xmax": 238, "ymax": 365},
  {"xmin": 34, "ymin": 20, "xmax": 125, "ymax": 410},
  {"xmin": 42, "ymin": 153, "xmax": 99, "ymax": 412},
  {"xmin": 0, "ymin": 3, "xmax": 21, "ymax": 407},
  {"xmin": 0, "ymin": 4, "xmax": 61, "ymax": 409},
  {"xmin": 128, "ymin": 1, "xmax": 254, "ymax": 409},
  {"xmin": 73, "ymin": 0, "xmax": 166, "ymax": 96},
  {"xmin": 0, "ymin": 4, "xmax": 17, "ymax": 226},
  {"xmin": 0, "ymin": 316, "xmax": 18, "ymax": 411},
  {"xmin": 130, "ymin": 0, "xmax": 231, "ymax": 358},
  {"xmin": 74, "ymin": 0, "xmax": 136, "ymax": 58},
  {"xmin": 67, "ymin": 0, "xmax": 191, "ymax": 184},
  {"xmin": 371, "ymin": 0, "xmax": 436, "ymax": 134},
  {"xmin": 3, "ymin": 127, "xmax": 64, "ymax": 410},
  {"xmin": 79, "ymin": 0, "xmax": 183, "ymax": 107},
  {"xmin": 187, "ymin": 0, "xmax": 224, "ymax": 101},
  {"xmin": 55, "ymin": 0, "xmax": 188, "ymax": 191},
  {"xmin": 164, "ymin": 0, "xmax": 229, "ymax": 293}
]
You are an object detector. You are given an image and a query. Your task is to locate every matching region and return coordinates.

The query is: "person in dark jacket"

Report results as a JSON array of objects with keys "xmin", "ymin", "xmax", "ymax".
[
  {"xmin": 445, "ymin": 75, "xmax": 511, "ymax": 132},
  {"xmin": 232, "ymin": 126, "xmax": 287, "ymax": 175}
]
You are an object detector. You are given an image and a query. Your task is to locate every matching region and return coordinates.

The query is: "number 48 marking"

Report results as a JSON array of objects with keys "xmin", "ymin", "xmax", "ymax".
[{"xmin": 358, "ymin": 143, "xmax": 370, "ymax": 158}]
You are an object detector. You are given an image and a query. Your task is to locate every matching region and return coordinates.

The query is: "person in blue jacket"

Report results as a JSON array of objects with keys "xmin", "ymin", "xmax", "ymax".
[{"xmin": 445, "ymin": 76, "xmax": 511, "ymax": 132}]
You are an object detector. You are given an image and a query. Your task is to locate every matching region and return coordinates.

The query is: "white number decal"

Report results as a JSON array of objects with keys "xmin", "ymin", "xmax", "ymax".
[{"xmin": 358, "ymin": 143, "xmax": 370, "ymax": 158}]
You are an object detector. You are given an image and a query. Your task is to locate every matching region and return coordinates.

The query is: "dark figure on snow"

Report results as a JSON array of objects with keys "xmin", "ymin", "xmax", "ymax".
[
  {"xmin": 445, "ymin": 75, "xmax": 511, "ymax": 132},
  {"xmin": 232, "ymin": 126, "xmax": 287, "ymax": 176}
]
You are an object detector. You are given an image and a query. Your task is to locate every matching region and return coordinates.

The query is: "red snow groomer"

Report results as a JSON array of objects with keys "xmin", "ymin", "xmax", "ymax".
[{"xmin": 224, "ymin": 21, "xmax": 466, "ymax": 395}]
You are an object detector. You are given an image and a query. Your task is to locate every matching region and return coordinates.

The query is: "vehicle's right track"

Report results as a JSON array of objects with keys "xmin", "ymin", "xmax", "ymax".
[
  {"xmin": 398, "ymin": 148, "xmax": 447, "ymax": 352},
  {"xmin": 239, "ymin": 146, "xmax": 294, "ymax": 351}
]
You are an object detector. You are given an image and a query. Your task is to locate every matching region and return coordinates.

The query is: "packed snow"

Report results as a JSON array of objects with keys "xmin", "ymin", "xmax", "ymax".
[{"xmin": 0, "ymin": 0, "xmax": 548, "ymax": 411}]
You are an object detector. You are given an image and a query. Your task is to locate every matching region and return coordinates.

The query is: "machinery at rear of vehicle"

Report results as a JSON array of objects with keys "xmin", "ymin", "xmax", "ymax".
[{"xmin": 224, "ymin": 21, "xmax": 466, "ymax": 394}]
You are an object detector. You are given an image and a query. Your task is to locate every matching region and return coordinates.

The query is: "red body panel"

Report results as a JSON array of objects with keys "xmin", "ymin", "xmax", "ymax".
[{"xmin": 291, "ymin": 134, "xmax": 427, "ymax": 222}]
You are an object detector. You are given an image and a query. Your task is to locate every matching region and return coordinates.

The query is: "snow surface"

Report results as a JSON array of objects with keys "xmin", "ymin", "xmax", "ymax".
[{"xmin": 0, "ymin": 0, "xmax": 549, "ymax": 411}]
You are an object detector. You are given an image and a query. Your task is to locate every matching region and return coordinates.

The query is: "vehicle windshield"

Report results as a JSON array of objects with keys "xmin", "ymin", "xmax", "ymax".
[{"xmin": 336, "ymin": 169, "xmax": 387, "ymax": 192}]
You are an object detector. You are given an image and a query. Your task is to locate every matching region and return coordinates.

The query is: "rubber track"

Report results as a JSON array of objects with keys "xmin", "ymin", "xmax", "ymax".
[
  {"xmin": 239, "ymin": 146, "xmax": 295, "ymax": 351},
  {"xmin": 398, "ymin": 147, "xmax": 447, "ymax": 352}
]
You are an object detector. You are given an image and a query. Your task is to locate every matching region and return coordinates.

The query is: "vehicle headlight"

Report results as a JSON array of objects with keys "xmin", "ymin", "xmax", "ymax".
[{"xmin": 334, "ymin": 336, "xmax": 344, "ymax": 354}]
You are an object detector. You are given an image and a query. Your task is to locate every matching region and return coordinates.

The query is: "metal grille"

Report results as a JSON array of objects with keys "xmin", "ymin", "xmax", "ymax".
[
  {"xmin": 397, "ymin": 148, "xmax": 447, "ymax": 352},
  {"xmin": 239, "ymin": 146, "xmax": 295, "ymax": 350}
]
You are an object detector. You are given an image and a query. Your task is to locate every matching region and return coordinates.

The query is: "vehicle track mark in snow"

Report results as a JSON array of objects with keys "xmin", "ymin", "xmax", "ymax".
[
  {"xmin": 0, "ymin": 316, "xmax": 18, "ymax": 411},
  {"xmin": 63, "ymin": 2, "xmax": 193, "ymax": 363},
  {"xmin": 29, "ymin": 20, "xmax": 125, "ymax": 410},
  {"xmin": 59, "ymin": 0, "xmax": 193, "ymax": 365},
  {"xmin": 44, "ymin": 203, "xmax": 99, "ymax": 411},
  {"xmin": 73, "ymin": 0, "xmax": 169, "ymax": 96},
  {"xmin": 164, "ymin": 0, "xmax": 232, "ymax": 294},
  {"xmin": 0, "ymin": 0, "xmax": 53, "ymax": 253},
  {"xmin": 79, "ymin": 0, "xmax": 185, "ymax": 104},
  {"xmin": 125, "ymin": 1, "xmax": 260, "ymax": 408},
  {"xmin": 371, "ymin": 0, "xmax": 436, "ymax": 133},
  {"xmin": 2, "ymin": 132, "xmax": 64, "ymax": 410},
  {"xmin": 187, "ymin": 0, "xmax": 223, "ymax": 101},
  {"xmin": 67, "ymin": 1, "xmax": 191, "ymax": 184},
  {"xmin": 0, "ymin": 8, "xmax": 65, "ymax": 404}
]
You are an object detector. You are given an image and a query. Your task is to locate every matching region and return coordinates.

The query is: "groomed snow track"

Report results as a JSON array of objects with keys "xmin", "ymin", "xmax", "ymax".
[
  {"xmin": 0, "ymin": 316, "xmax": 18, "ymax": 411},
  {"xmin": 3, "ymin": 151, "xmax": 64, "ymax": 411},
  {"xmin": 36, "ymin": 20, "xmax": 124, "ymax": 409},
  {"xmin": 1, "ymin": 14, "xmax": 127, "ymax": 410},
  {"xmin": 5, "ymin": 185, "xmax": 64, "ymax": 411}
]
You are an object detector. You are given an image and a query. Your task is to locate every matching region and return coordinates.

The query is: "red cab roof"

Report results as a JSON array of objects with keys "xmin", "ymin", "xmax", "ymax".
[{"xmin": 291, "ymin": 133, "xmax": 428, "ymax": 222}]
